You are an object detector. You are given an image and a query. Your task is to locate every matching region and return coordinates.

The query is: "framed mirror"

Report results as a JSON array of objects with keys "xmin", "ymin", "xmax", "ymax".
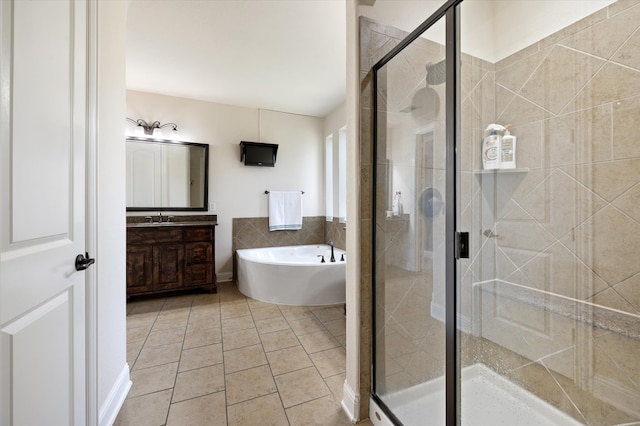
[{"xmin": 126, "ymin": 137, "xmax": 209, "ymax": 211}]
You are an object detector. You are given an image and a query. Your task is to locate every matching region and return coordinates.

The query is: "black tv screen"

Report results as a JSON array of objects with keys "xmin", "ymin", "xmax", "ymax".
[{"xmin": 240, "ymin": 141, "xmax": 278, "ymax": 167}]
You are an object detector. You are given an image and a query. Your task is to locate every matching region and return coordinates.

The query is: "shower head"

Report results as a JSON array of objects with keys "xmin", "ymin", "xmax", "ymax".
[{"xmin": 426, "ymin": 60, "xmax": 446, "ymax": 86}]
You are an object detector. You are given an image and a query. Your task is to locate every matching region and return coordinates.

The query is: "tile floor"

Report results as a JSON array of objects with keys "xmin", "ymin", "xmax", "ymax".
[{"xmin": 115, "ymin": 282, "xmax": 372, "ymax": 426}]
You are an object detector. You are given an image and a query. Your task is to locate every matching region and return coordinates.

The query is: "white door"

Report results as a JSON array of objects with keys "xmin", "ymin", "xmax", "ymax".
[{"xmin": 0, "ymin": 0, "xmax": 91, "ymax": 425}]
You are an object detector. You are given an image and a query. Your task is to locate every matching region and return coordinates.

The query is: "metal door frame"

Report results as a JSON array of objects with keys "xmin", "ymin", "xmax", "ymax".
[{"xmin": 371, "ymin": 1, "xmax": 463, "ymax": 424}]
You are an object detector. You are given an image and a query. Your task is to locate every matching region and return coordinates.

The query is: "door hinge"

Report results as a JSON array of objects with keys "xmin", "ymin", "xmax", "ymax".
[{"xmin": 456, "ymin": 232, "xmax": 469, "ymax": 259}]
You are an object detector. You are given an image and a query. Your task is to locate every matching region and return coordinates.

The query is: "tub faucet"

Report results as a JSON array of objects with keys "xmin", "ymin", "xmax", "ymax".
[{"xmin": 327, "ymin": 240, "xmax": 335, "ymax": 262}]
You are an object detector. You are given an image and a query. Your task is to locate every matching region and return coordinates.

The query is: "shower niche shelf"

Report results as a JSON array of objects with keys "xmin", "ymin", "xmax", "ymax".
[{"xmin": 472, "ymin": 168, "xmax": 529, "ymax": 174}]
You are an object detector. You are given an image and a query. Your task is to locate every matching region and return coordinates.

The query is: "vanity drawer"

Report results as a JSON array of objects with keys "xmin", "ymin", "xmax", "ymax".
[
  {"xmin": 127, "ymin": 228, "xmax": 183, "ymax": 244},
  {"xmin": 185, "ymin": 227, "xmax": 212, "ymax": 242}
]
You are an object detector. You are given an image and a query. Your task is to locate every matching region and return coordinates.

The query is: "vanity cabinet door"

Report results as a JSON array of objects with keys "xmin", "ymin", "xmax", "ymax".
[
  {"xmin": 153, "ymin": 243, "xmax": 185, "ymax": 291},
  {"xmin": 185, "ymin": 242, "xmax": 212, "ymax": 264},
  {"xmin": 126, "ymin": 245, "xmax": 153, "ymax": 294}
]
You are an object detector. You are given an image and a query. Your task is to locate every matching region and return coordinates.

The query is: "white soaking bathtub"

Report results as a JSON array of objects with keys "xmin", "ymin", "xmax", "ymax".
[{"xmin": 236, "ymin": 244, "xmax": 346, "ymax": 306}]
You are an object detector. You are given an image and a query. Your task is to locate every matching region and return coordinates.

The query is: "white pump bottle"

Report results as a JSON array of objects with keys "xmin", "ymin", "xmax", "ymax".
[
  {"xmin": 500, "ymin": 125, "xmax": 516, "ymax": 169},
  {"xmin": 482, "ymin": 124, "xmax": 505, "ymax": 170}
]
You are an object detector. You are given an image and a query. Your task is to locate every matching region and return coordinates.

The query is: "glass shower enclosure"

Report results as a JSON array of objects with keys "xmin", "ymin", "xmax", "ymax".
[{"xmin": 370, "ymin": 0, "xmax": 640, "ymax": 424}]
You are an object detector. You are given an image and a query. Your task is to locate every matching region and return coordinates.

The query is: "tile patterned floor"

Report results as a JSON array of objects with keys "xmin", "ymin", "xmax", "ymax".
[{"xmin": 115, "ymin": 282, "xmax": 371, "ymax": 426}]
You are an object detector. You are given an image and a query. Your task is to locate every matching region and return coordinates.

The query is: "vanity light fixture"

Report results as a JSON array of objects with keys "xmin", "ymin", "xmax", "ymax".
[{"xmin": 126, "ymin": 117, "xmax": 178, "ymax": 135}]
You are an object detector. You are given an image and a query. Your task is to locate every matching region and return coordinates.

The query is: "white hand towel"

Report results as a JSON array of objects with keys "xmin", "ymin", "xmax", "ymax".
[{"xmin": 268, "ymin": 191, "xmax": 303, "ymax": 231}]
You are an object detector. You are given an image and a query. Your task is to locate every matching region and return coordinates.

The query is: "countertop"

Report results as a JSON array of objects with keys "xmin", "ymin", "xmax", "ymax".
[
  {"xmin": 126, "ymin": 221, "xmax": 217, "ymax": 228},
  {"xmin": 126, "ymin": 214, "xmax": 217, "ymax": 228}
]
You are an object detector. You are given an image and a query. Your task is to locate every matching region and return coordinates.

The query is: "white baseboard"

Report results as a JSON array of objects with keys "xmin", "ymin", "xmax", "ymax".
[
  {"xmin": 216, "ymin": 272, "xmax": 233, "ymax": 282},
  {"xmin": 341, "ymin": 381, "xmax": 360, "ymax": 423},
  {"xmin": 99, "ymin": 363, "xmax": 131, "ymax": 426}
]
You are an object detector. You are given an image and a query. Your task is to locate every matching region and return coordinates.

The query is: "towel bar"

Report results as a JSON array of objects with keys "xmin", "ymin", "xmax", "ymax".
[{"xmin": 265, "ymin": 190, "xmax": 305, "ymax": 194}]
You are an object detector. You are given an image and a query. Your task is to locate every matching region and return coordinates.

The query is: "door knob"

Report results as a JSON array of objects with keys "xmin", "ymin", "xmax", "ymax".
[{"xmin": 75, "ymin": 252, "xmax": 95, "ymax": 271}]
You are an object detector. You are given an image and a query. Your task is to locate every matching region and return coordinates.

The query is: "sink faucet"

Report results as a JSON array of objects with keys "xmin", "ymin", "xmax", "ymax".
[
  {"xmin": 327, "ymin": 240, "xmax": 335, "ymax": 262},
  {"xmin": 157, "ymin": 212, "xmax": 164, "ymax": 222}
]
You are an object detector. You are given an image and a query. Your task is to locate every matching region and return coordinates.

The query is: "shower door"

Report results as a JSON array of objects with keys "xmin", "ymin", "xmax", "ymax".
[
  {"xmin": 371, "ymin": 7, "xmax": 452, "ymax": 425},
  {"xmin": 371, "ymin": 0, "xmax": 640, "ymax": 425}
]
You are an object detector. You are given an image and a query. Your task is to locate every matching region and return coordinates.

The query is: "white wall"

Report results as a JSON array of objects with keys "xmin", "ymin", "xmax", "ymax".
[
  {"xmin": 97, "ymin": 1, "xmax": 129, "ymax": 424},
  {"xmin": 126, "ymin": 91, "xmax": 325, "ymax": 279},
  {"xmin": 343, "ymin": 0, "xmax": 361, "ymax": 421}
]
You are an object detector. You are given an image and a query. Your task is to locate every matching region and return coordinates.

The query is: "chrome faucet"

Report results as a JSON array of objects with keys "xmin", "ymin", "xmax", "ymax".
[{"xmin": 327, "ymin": 240, "xmax": 336, "ymax": 262}]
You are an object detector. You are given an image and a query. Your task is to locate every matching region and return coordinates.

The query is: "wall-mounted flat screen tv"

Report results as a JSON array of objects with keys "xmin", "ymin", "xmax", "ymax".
[{"xmin": 240, "ymin": 141, "xmax": 278, "ymax": 167}]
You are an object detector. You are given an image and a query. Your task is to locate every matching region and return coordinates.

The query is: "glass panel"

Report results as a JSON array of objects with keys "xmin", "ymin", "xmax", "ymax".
[
  {"xmin": 373, "ymin": 15, "xmax": 448, "ymax": 426},
  {"xmin": 325, "ymin": 134, "xmax": 334, "ymax": 221},
  {"xmin": 459, "ymin": 1, "xmax": 640, "ymax": 424},
  {"xmin": 338, "ymin": 126, "xmax": 347, "ymax": 222}
]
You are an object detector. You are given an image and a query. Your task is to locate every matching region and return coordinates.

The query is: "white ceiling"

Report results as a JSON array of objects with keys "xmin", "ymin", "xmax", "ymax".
[{"xmin": 126, "ymin": 0, "xmax": 346, "ymax": 118}]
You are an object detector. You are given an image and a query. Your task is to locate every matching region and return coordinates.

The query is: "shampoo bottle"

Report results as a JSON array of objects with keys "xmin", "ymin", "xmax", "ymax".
[
  {"xmin": 392, "ymin": 191, "xmax": 402, "ymax": 217},
  {"xmin": 500, "ymin": 125, "xmax": 516, "ymax": 169},
  {"xmin": 482, "ymin": 124, "xmax": 505, "ymax": 170}
]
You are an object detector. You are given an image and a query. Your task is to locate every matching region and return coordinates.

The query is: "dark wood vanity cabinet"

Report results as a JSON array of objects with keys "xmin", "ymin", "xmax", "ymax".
[{"xmin": 126, "ymin": 224, "xmax": 216, "ymax": 296}]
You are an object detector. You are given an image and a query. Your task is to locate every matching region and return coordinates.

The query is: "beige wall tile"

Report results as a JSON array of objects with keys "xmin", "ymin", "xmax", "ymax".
[
  {"xmin": 544, "ymin": 104, "xmax": 613, "ymax": 167},
  {"xmin": 613, "ymin": 96, "xmax": 640, "ymax": 159},
  {"xmin": 564, "ymin": 206, "xmax": 640, "ymax": 285},
  {"xmin": 496, "ymin": 93, "xmax": 549, "ymax": 128},
  {"xmin": 611, "ymin": 8, "xmax": 640, "ymax": 70},
  {"xmin": 559, "ymin": 4, "xmax": 640, "ymax": 60},
  {"xmin": 613, "ymin": 273, "xmax": 640, "ymax": 313},
  {"xmin": 588, "ymin": 287, "xmax": 640, "ymax": 315},
  {"xmin": 566, "ymin": 62, "xmax": 640, "ymax": 113},
  {"xmin": 495, "ymin": 47, "xmax": 551, "ymax": 93}
]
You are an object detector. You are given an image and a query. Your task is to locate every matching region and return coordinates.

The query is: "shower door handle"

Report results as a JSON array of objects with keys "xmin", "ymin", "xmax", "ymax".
[{"xmin": 456, "ymin": 232, "xmax": 469, "ymax": 259}]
